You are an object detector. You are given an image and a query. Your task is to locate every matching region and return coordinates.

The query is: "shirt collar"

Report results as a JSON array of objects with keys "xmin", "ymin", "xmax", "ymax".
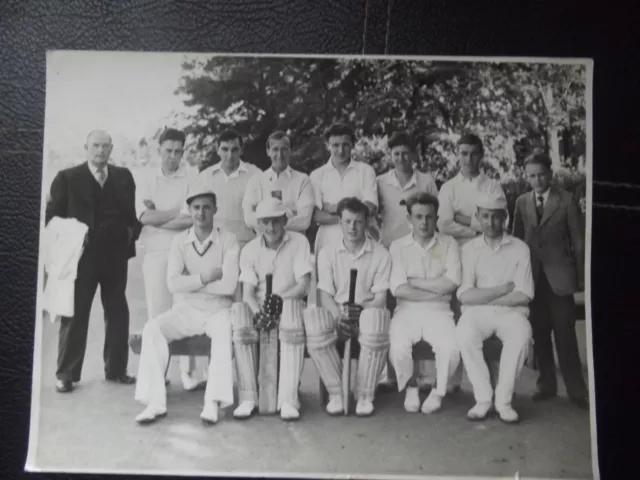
[
  {"xmin": 159, "ymin": 163, "xmax": 187, "ymax": 179},
  {"xmin": 479, "ymin": 233, "xmax": 512, "ymax": 252},
  {"xmin": 456, "ymin": 170, "xmax": 484, "ymax": 184},
  {"xmin": 388, "ymin": 169, "xmax": 418, "ymax": 190},
  {"xmin": 266, "ymin": 166, "xmax": 292, "ymax": 181},
  {"xmin": 259, "ymin": 231, "xmax": 291, "ymax": 250},
  {"xmin": 88, "ymin": 162, "xmax": 108, "ymax": 177},
  {"xmin": 401, "ymin": 232, "xmax": 439, "ymax": 251},
  {"xmin": 184, "ymin": 226, "xmax": 219, "ymax": 246},
  {"xmin": 211, "ymin": 160, "xmax": 249, "ymax": 177},
  {"xmin": 337, "ymin": 236, "xmax": 372, "ymax": 259},
  {"xmin": 327, "ymin": 158, "xmax": 356, "ymax": 173},
  {"xmin": 533, "ymin": 188, "xmax": 551, "ymax": 204}
]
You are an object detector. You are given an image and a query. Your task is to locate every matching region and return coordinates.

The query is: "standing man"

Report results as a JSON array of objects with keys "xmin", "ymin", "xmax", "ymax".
[
  {"xmin": 231, "ymin": 197, "xmax": 313, "ymax": 420},
  {"xmin": 134, "ymin": 185, "xmax": 240, "ymax": 425},
  {"xmin": 137, "ymin": 128, "xmax": 206, "ymax": 391},
  {"xmin": 437, "ymin": 133, "xmax": 506, "ymax": 394},
  {"xmin": 309, "ymin": 123, "xmax": 379, "ymax": 255},
  {"xmin": 456, "ymin": 186, "xmax": 534, "ymax": 423},
  {"xmin": 388, "ymin": 192, "xmax": 461, "ymax": 414},
  {"xmin": 45, "ymin": 130, "xmax": 141, "ymax": 393},
  {"xmin": 197, "ymin": 129, "xmax": 261, "ymax": 249},
  {"xmin": 512, "ymin": 152, "xmax": 588, "ymax": 409},
  {"xmin": 305, "ymin": 197, "xmax": 392, "ymax": 417},
  {"xmin": 377, "ymin": 131, "xmax": 439, "ymax": 390},
  {"xmin": 242, "ymin": 131, "xmax": 315, "ymax": 235}
]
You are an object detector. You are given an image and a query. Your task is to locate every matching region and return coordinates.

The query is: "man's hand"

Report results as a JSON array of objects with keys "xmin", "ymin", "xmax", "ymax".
[
  {"xmin": 200, "ymin": 268, "xmax": 223, "ymax": 285},
  {"xmin": 366, "ymin": 225, "xmax": 380, "ymax": 241},
  {"xmin": 143, "ymin": 199, "xmax": 156, "ymax": 210},
  {"xmin": 338, "ymin": 316, "xmax": 360, "ymax": 340},
  {"xmin": 323, "ymin": 202, "xmax": 337, "ymax": 214},
  {"xmin": 501, "ymin": 282, "xmax": 516, "ymax": 295},
  {"xmin": 340, "ymin": 302, "xmax": 363, "ymax": 324},
  {"xmin": 454, "ymin": 213, "xmax": 471, "ymax": 226}
]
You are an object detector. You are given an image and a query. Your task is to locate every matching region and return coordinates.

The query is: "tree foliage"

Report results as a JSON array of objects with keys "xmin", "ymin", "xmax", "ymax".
[{"xmin": 175, "ymin": 56, "xmax": 587, "ymax": 187}]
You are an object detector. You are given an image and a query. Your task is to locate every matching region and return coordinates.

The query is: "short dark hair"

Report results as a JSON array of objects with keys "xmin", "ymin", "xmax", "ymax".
[
  {"xmin": 324, "ymin": 123, "xmax": 356, "ymax": 144},
  {"xmin": 158, "ymin": 128, "xmax": 185, "ymax": 146},
  {"xmin": 401, "ymin": 191, "xmax": 439, "ymax": 215},
  {"xmin": 388, "ymin": 131, "xmax": 414, "ymax": 151},
  {"xmin": 218, "ymin": 129, "xmax": 243, "ymax": 147},
  {"xmin": 457, "ymin": 133, "xmax": 484, "ymax": 155},
  {"xmin": 524, "ymin": 152, "xmax": 552, "ymax": 170},
  {"xmin": 266, "ymin": 130, "xmax": 291, "ymax": 149},
  {"xmin": 336, "ymin": 197, "xmax": 369, "ymax": 220}
]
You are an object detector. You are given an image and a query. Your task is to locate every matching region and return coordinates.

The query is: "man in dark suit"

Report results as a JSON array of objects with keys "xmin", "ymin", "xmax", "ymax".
[
  {"xmin": 45, "ymin": 130, "xmax": 141, "ymax": 393},
  {"xmin": 512, "ymin": 152, "xmax": 589, "ymax": 409}
]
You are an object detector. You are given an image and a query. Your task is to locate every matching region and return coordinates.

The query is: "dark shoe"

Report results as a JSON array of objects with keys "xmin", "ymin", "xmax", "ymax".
[
  {"xmin": 532, "ymin": 391, "xmax": 557, "ymax": 402},
  {"xmin": 56, "ymin": 380, "xmax": 73, "ymax": 393},
  {"xmin": 570, "ymin": 396, "xmax": 589, "ymax": 410},
  {"xmin": 106, "ymin": 373, "xmax": 136, "ymax": 385}
]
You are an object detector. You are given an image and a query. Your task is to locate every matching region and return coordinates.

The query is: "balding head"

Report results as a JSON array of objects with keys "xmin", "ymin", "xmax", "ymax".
[{"xmin": 85, "ymin": 130, "xmax": 113, "ymax": 168}]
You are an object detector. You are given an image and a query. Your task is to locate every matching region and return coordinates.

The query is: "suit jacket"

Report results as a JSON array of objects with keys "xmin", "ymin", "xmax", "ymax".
[
  {"xmin": 45, "ymin": 162, "xmax": 142, "ymax": 259},
  {"xmin": 512, "ymin": 186, "xmax": 585, "ymax": 296}
]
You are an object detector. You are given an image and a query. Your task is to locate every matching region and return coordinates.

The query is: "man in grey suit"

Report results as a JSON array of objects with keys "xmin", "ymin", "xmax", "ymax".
[{"xmin": 512, "ymin": 152, "xmax": 588, "ymax": 410}]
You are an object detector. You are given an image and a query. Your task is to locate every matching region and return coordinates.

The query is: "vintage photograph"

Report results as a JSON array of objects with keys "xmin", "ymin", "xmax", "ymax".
[{"xmin": 27, "ymin": 51, "xmax": 595, "ymax": 479}]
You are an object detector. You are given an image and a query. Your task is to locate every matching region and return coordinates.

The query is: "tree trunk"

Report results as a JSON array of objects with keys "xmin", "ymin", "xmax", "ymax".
[{"xmin": 541, "ymin": 83, "xmax": 562, "ymax": 169}]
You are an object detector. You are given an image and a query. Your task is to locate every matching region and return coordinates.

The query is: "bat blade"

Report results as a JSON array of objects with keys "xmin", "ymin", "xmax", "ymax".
[{"xmin": 258, "ymin": 271, "xmax": 278, "ymax": 415}]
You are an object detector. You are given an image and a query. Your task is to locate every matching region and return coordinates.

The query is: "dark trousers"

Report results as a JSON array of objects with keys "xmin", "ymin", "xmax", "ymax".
[
  {"xmin": 56, "ymin": 245, "xmax": 130, "ymax": 382},
  {"xmin": 531, "ymin": 271, "xmax": 587, "ymax": 399}
]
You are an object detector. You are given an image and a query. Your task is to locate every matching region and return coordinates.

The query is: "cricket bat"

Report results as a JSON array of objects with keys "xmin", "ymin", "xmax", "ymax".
[
  {"xmin": 342, "ymin": 268, "xmax": 358, "ymax": 415},
  {"xmin": 258, "ymin": 273, "xmax": 279, "ymax": 414}
]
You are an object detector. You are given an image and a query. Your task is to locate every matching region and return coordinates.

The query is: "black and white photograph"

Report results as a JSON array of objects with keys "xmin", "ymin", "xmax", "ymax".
[{"xmin": 26, "ymin": 50, "xmax": 595, "ymax": 479}]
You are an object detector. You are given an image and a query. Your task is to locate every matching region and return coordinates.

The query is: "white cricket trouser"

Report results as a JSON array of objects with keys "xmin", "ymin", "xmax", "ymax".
[
  {"xmin": 134, "ymin": 303, "xmax": 234, "ymax": 409},
  {"xmin": 456, "ymin": 305, "xmax": 532, "ymax": 407},
  {"xmin": 142, "ymin": 250, "xmax": 202, "ymax": 376},
  {"xmin": 389, "ymin": 302, "xmax": 460, "ymax": 395}
]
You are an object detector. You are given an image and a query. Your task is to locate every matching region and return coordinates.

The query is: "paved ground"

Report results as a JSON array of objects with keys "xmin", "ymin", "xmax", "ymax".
[{"xmin": 28, "ymin": 244, "xmax": 595, "ymax": 479}]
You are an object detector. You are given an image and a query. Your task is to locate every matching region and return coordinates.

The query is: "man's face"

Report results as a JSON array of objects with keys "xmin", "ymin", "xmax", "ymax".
[
  {"xmin": 159, "ymin": 140, "xmax": 184, "ymax": 172},
  {"xmin": 391, "ymin": 145, "xmax": 413, "ymax": 172},
  {"xmin": 476, "ymin": 207, "xmax": 507, "ymax": 238},
  {"xmin": 408, "ymin": 203, "xmax": 437, "ymax": 240},
  {"xmin": 267, "ymin": 138, "xmax": 291, "ymax": 173},
  {"xmin": 326, "ymin": 135, "xmax": 353, "ymax": 163},
  {"xmin": 85, "ymin": 131, "xmax": 113, "ymax": 168},
  {"xmin": 340, "ymin": 209, "xmax": 367, "ymax": 243},
  {"xmin": 217, "ymin": 139, "xmax": 242, "ymax": 167},
  {"xmin": 189, "ymin": 196, "xmax": 216, "ymax": 229},
  {"xmin": 525, "ymin": 162, "xmax": 552, "ymax": 194},
  {"xmin": 258, "ymin": 215, "xmax": 287, "ymax": 245},
  {"xmin": 458, "ymin": 143, "xmax": 483, "ymax": 177}
]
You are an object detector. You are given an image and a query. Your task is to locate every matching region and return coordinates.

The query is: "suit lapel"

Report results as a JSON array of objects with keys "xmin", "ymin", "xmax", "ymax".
[
  {"xmin": 539, "ymin": 187, "xmax": 560, "ymax": 227},
  {"xmin": 526, "ymin": 191, "xmax": 538, "ymax": 228}
]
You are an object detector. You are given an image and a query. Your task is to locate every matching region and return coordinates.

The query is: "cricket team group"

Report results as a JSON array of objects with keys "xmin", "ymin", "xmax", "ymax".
[{"xmin": 44, "ymin": 122, "xmax": 589, "ymax": 429}]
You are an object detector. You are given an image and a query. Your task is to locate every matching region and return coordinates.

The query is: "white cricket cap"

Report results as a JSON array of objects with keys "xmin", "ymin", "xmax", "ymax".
[
  {"xmin": 186, "ymin": 182, "xmax": 216, "ymax": 205},
  {"xmin": 255, "ymin": 197, "xmax": 288, "ymax": 219},
  {"xmin": 475, "ymin": 183, "xmax": 508, "ymax": 211}
]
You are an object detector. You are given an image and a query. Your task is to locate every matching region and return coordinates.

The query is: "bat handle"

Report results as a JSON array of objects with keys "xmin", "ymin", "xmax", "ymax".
[
  {"xmin": 265, "ymin": 273, "xmax": 273, "ymax": 297},
  {"xmin": 348, "ymin": 268, "xmax": 357, "ymax": 305}
]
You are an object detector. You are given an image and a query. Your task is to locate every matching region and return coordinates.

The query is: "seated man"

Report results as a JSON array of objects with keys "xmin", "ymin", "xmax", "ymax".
[
  {"xmin": 133, "ymin": 184, "xmax": 240, "ymax": 425},
  {"xmin": 230, "ymin": 197, "xmax": 313, "ymax": 421},
  {"xmin": 304, "ymin": 197, "xmax": 392, "ymax": 417},
  {"xmin": 388, "ymin": 192, "xmax": 461, "ymax": 414},
  {"xmin": 456, "ymin": 186, "xmax": 534, "ymax": 424}
]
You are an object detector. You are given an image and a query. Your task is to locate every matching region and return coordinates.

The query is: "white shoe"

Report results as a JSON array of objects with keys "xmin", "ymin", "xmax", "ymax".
[
  {"xmin": 496, "ymin": 404, "xmax": 520, "ymax": 424},
  {"xmin": 200, "ymin": 402, "xmax": 219, "ymax": 424},
  {"xmin": 356, "ymin": 398, "xmax": 374, "ymax": 417},
  {"xmin": 280, "ymin": 402, "xmax": 300, "ymax": 421},
  {"xmin": 467, "ymin": 402, "xmax": 492, "ymax": 421},
  {"xmin": 181, "ymin": 372, "xmax": 199, "ymax": 391},
  {"xmin": 421, "ymin": 390, "xmax": 443, "ymax": 414},
  {"xmin": 135, "ymin": 405, "xmax": 167, "ymax": 425},
  {"xmin": 233, "ymin": 401, "xmax": 255, "ymax": 419},
  {"xmin": 326, "ymin": 395, "xmax": 343, "ymax": 415},
  {"xmin": 404, "ymin": 387, "xmax": 420, "ymax": 413}
]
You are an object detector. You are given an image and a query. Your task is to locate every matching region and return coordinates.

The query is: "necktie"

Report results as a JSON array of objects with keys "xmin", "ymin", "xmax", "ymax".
[
  {"xmin": 536, "ymin": 195, "xmax": 544, "ymax": 223},
  {"xmin": 96, "ymin": 168, "xmax": 106, "ymax": 187}
]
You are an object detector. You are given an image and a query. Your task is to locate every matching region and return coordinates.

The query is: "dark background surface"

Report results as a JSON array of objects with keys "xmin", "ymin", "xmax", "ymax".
[{"xmin": 0, "ymin": 1, "xmax": 637, "ymax": 479}]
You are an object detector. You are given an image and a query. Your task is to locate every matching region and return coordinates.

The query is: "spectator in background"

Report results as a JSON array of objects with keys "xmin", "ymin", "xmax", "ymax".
[
  {"xmin": 512, "ymin": 153, "xmax": 588, "ymax": 410},
  {"xmin": 196, "ymin": 129, "xmax": 261, "ymax": 250},
  {"xmin": 136, "ymin": 128, "xmax": 206, "ymax": 391},
  {"xmin": 242, "ymin": 131, "xmax": 315, "ymax": 235}
]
